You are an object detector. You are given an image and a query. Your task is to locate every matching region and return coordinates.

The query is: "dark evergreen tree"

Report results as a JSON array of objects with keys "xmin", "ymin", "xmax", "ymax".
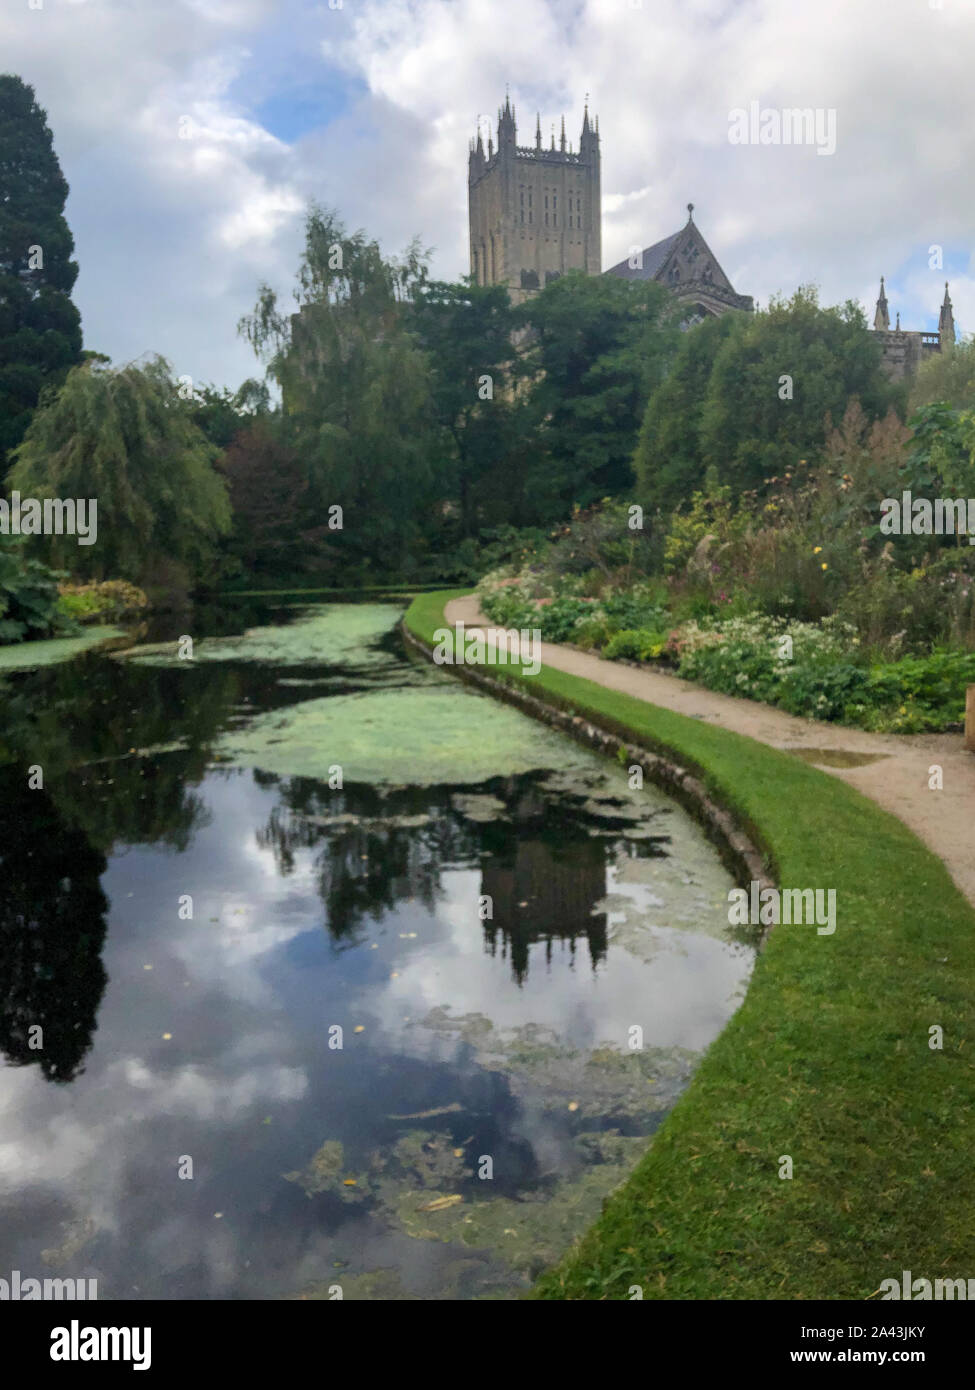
[
  {"xmin": 0, "ymin": 75, "xmax": 83, "ymax": 468},
  {"xmin": 518, "ymin": 272, "xmax": 677, "ymax": 517}
]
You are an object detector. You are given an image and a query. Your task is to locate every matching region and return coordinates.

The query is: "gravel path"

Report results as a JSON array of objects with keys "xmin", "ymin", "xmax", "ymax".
[{"xmin": 445, "ymin": 594, "xmax": 975, "ymax": 907}]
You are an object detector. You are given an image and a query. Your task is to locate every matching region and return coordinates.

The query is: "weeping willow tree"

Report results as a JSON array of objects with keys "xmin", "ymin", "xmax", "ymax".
[{"xmin": 6, "ymin": 355, "xmax": 231, "ymax": 585}]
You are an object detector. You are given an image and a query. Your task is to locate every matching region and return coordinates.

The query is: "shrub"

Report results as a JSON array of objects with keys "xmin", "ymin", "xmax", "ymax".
[
  {"xmin": 57, "ymin": 579, "xmax": 149, "ymax": 625},
  {"xmin": 0, "ymin": 539, "xmax": 73, "ymax": 645},
  {"xmin": 604, "ymin": 628, "xmax": 668, "ymax": 662}
]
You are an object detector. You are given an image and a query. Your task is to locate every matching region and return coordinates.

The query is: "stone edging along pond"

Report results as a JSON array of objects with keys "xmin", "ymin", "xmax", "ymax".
[
  {"xmin": 403, "ymin": 590, "xmax": 975, "ymax": 1301},
  {"xmin": 400, "ymin": 618, "xmax": 776, "ymax": 925}
]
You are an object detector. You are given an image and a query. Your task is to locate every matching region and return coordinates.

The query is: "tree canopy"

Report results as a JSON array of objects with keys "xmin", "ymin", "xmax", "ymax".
[
  {"xmin": 0, "ymin": 74, "xmax": 82, "ymax": 468},
  {"xmin": 7, "ymin": 356, "xmax": 231, "ymax": 585},
  {"xmin": 636, "ymin": 288, "xmax": 900, "ymax": 512}
]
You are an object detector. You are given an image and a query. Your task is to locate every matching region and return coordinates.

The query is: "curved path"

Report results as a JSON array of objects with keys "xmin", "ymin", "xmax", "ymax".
[{"xmin": 445, "ymin": 594, "xmax": 975, "ymax": 908}]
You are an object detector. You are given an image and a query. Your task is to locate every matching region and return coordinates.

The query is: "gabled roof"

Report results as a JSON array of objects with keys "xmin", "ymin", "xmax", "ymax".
[{"xmin": 604, "ymin": 230, "xmax": 682, "ymax": 281}]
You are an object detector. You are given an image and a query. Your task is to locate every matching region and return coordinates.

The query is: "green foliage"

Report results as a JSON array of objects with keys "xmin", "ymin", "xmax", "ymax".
[
  {"xmin": 603, "ymin": 628, "xmax": 667, "ymax": 661},
  {"xmin": 56, "ymin": 579, "xmax": 148, "ymax": 625},
  {"xmin": 702, "ymin": 289, "xmax": 899, "ymax": 490},
  {"xmin": 185, "ymin": 379, "xmax": 270, "ymax": 450},
  {"xmin": 909, "ymin": 334, "xmax": 975, "ymax": 413},
  {"xmin": 6, "ymin": 356, "xmax": 231, "ymax": 587},
  {"xmin": 0, "ymin": 537, "xmax": 72, "ymax": 644},
  {"xmin": 634, "ymin": 312, "xmax": 741, "ymax": 513},
  {"xmin": 672, "ymin": 613, "xmax": 973, "ymax": 731},
  {"xmin": 662, "ymin": 477, "xmax": 744, "ymax": 574},
  {"xmin": 519, "ymin": 273, "xmax": 678, "ymax": 513},
  {"xmin": 407, "ymin": 280, "xmax": 525, "ymax": 535},
  {"xmin": 600, "ymin": 589, "xmax": 668, "ymax": 631},
  {"xmin": 902, "ymin": 400, "xmax": 972, "ymax": 498},
  {"xmin": 0, "ymin": 75, "xmax": 83, "ymax": 467},
  {"xmin": 240, "ymin": 205, "xmax": 440, "ymax": 579},
  {"xmin": 637, "ymin": 289, "xmax": 900, "ymax": 511}
]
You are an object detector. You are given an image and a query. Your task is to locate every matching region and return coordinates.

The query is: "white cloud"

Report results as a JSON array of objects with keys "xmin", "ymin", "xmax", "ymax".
[{"xmin": 2, "ymin": 0, "xmax": 972, "ymax": 385}]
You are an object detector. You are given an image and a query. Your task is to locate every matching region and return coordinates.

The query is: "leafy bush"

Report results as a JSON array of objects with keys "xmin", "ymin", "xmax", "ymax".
[
  {"xmin": 573, "ymin": 616, "xmax": 613, "ymax": 650},
  {"xmin": 534, "ymin": 596, "xmax": 599, "ymax": 642},
  {"xmin": 0, "ymin": 539, "xmax": 73, "ymax": 645},
  {"xmin": 601, "ymin": 588, "xmax": 669, "ymax": 632},
  {"xmin": 478, "ymin": 582, "xmax": 539, "ymax": 631},
  {"xmin": 603, "ymin": 628, "xmax": 668, "ymax": 661},
  {"xmin": 57, "ymin": 579, "xmax": 149, "ymax": 625},
  {"xmin": 670, "ymin": 611, "xmax": 971, "ymax": 730}
]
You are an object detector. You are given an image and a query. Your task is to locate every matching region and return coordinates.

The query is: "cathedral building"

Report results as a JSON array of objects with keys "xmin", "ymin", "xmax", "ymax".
[
  {"xmin": 468, "ymin": 93, "xmax": 752, "ymax": 320},
  {"xmin": 871, "ymin": 277, "xmax": 955, "ymax": 380},
  {"xmin": 468, "ymin": 94, "xmax": 602, "ymax": 304}
]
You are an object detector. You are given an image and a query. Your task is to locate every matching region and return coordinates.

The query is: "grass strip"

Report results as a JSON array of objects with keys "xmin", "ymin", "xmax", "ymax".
[{"xmin": 405, "ymin": 588, "xmax": 975, "ymax": 1300}]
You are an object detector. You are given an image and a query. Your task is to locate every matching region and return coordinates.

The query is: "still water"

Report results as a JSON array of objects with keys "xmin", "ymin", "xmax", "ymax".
[{"xmin": 0, "ymin": 601, "xmax": 754, "ymax": 1299}]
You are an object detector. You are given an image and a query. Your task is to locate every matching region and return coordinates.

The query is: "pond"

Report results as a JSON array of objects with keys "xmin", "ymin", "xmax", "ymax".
[{"xmin": 0, "ymin": 600, "xmax": 756, "ymax": 1300}]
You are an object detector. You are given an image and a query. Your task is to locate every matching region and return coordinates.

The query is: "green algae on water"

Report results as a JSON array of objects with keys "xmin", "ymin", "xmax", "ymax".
[
  {"xmin": 213, "ymin": 686, "xmax": 603, "ymax": 786},
  {"xmin": 283, "ymin": 1139, "xmax": 370, "ymax": 1203},
  {"xmin": 0, "ymin": 626, "xmax": 125, "ymax": 672},
  {"xmin": 117, "ymin": 604, "xmax": 405, "ymax": 669}
]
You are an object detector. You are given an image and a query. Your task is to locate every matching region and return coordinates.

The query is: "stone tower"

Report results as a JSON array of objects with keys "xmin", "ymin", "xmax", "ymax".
[
  {"xmin": 870, "ymin": 276, "xmax": 954, "ymax": 380},
  {"xmin": 468, "ymin": 94, "xmax": 601, "ymax": 304}
]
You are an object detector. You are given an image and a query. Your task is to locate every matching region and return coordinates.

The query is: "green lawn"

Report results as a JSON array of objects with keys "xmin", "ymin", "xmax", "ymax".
[{"xmin": 405, "ymin": 589, "xmax": 975, "ymax": 1300}]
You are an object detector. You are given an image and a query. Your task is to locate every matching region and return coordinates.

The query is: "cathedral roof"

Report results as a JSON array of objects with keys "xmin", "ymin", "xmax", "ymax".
[{"xmin": 604, "ymin": 230, "xmax": 682, "ymax": 281}]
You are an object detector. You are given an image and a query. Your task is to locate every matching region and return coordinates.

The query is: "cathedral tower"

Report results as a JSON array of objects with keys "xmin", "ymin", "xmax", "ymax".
[{"xmin": 468, "ymin": 94, "xmax": 601, "ymax": 303}]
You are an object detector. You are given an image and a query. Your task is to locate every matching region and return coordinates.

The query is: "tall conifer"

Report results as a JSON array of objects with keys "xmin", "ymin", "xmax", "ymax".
[{"xmin": 0, "ymin": 75, "xmax": 83, "ymax": 468}]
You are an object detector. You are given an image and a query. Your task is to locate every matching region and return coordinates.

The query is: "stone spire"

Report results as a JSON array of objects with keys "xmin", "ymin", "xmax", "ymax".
[
  {"xmin": 873, "ymin": 276, "xmax": 889, "ymax": 331},
  {"xmin": 579, "ymin": 99, "xmax": 598, "ymax": 159},
  {"xmin": 469, "ymin": 117, "xmax": 486, "ymax": 174},
  {"xmin": 939, "ymin": 281, "xmax": 955, "ymax": 348},
  {"xmin": 498, "ymin": 92, "xmax": 516, "ymax": 153},
  {"xmin": 560, "ymin": 114, "xmax": 566, "ymax": 152},
  {"xmin": 535, "ymin": 112, "xmax": 542, "ymax": 150}
]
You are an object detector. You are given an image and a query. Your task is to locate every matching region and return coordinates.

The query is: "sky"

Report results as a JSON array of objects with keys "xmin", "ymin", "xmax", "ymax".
[{"xmin": 3, "ymin": 0, "xmax": 974, "ymax": 391}]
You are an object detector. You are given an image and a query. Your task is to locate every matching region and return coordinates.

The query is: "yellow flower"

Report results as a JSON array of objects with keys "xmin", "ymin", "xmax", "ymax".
[
  {"xmin": 821, "ymin": 563, "xmax": 828, "ymax": 571},
  {"xmin": 813, "ymin": 546, "xmax": 822, "ymax": 554}
]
